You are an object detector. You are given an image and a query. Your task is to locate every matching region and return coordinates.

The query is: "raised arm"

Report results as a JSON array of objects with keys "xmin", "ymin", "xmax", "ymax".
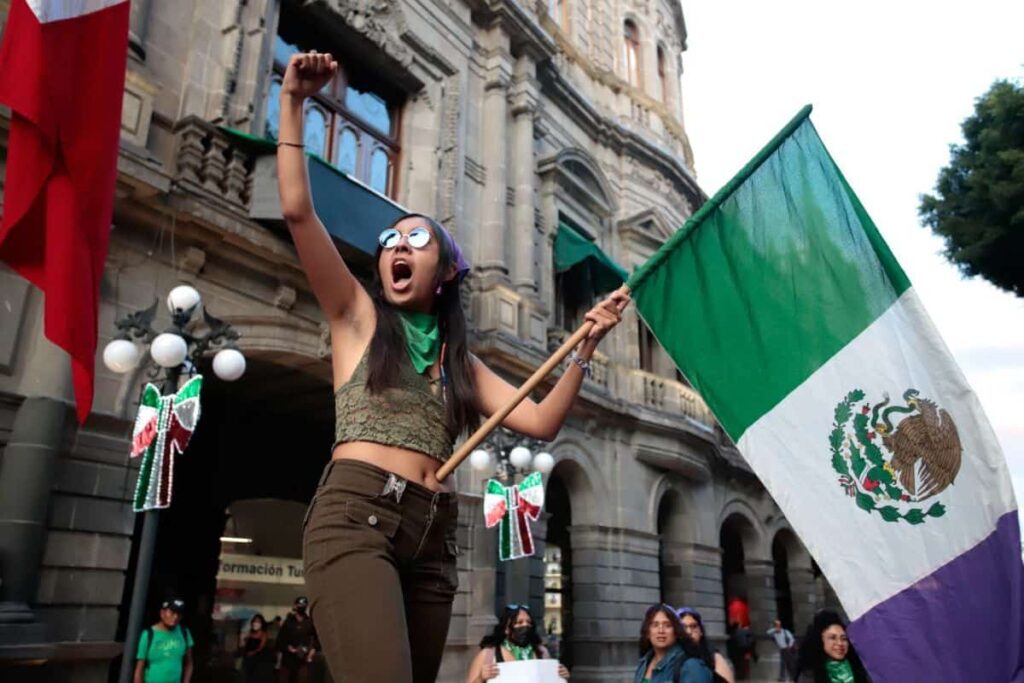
[
  {"xmin": 277, "ymin": 51, "xmax": 373, "ymax": 330},
  {"xmin": 473, "ymin": 291, "xmax": 629, "ymax": 440}
]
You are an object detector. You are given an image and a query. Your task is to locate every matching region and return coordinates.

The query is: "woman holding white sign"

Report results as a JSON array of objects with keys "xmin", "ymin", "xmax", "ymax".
[{"xmin": 466, "ymin": 605, "xmax": 570, "ymax": 681}]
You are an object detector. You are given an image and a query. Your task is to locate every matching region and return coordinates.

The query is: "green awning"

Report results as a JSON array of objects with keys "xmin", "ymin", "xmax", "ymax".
[
  {"xmin": 554, "ymin": 222, "xmax": 628, "ymax": 297},
  {"xmin": 306, "ymin": 156, "xmax": 403, "ymax": 256},
  {"xmin": 220, "ymin": 127, "xmax": 403, "ymax": 257}
]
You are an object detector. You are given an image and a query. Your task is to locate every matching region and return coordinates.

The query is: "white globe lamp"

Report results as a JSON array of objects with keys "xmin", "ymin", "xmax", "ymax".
[
  {"xmin": 102, "ymin": 339, "xmax": 140, "ymax": 373},
  {"xmin": 533, "ymin": 451, "xmax": 555, "ymax": 475},
  {"xmin": 212, "ymin": 348, "xmax": 246, "ymax": 381},
  {"xmin": 509, "ymin": 446, "xmax": 533, "ymax": 469},
  {"xmin": 167, "ymin": 284, "xmax": 201, "ymax": 314},
  {"xmin": 469, "ymin": 449, "xmax": 492, "ymax": 472},
  {"xmin": 150, "ymin": 333, "xmax": 188, "ymax": 368}
]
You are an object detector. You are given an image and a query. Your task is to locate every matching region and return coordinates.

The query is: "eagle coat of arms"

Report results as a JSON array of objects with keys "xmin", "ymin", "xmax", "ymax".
[{"xmin": 829, "ymin": 388, "xmax": 961, "ymax": 524}]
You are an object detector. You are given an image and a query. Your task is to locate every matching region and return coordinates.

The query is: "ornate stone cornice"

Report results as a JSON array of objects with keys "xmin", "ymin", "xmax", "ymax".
[
  {"xmin": 538, "ymin": 61, "xmax": 704, "ymax": 209},
  {"xmin": 540, "ymin": 12, "xmax": 695, "ymax": 168},
  {"xmin": 464, "ymin": 0, "xmax": 556, "ymax": 61},
  {"xmin": 305, "ymin": 0, "xmax": 437, "ymax": 91}
]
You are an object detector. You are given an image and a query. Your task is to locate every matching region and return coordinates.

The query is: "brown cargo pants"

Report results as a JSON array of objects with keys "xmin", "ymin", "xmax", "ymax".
[{"xmin": 302, "ymin": 459, "xmax": 460, "ymax": 682}]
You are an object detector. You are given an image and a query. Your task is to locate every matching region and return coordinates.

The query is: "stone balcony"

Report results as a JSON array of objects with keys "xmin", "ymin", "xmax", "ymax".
[
  {"xmin": 627, "ymin": 368, "xmax": 715, "ymax": 431},
  {"xmin": 172, "ymin": 116, "xmax": 257, "ymax": 215}
]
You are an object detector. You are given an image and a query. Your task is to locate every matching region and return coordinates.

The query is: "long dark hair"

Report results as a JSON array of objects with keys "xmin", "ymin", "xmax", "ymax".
[
  {"xmin": 366, "ymin": 213, "xmax": 479, "ymax": 437},
  {"xmin": 676, "ymin": 607, "xmax": 716, "ymax": 671},
  {"xmin": 795, "ymin": 610, "xmax": 871, "ymax": 683},
  {"xmin": 638, "ymin": 604, "xmax": 701, "ymax": 659},
  {"xmin": 479, "ymin": 605, "xmax": 543, "ymax": 656}
]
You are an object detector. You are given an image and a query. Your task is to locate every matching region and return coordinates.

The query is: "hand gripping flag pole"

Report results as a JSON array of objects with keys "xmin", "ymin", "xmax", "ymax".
[{"xmin": 435, "ymin": 286, "xmax": 631, "ymax": 483}]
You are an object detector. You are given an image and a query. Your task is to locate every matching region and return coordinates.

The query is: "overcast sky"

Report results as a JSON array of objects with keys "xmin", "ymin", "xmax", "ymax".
[{"xmin": 680, "ymin": 0, "xmax": 1024, "ymax": 538}]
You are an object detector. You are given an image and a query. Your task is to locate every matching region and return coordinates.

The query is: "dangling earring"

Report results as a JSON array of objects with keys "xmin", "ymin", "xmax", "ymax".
[{"xmin": 435, "ymin": 283, "xmax": 442, "ymax": 295}]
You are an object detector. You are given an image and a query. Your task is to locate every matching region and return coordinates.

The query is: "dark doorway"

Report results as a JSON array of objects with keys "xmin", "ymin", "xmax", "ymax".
[
  {"xmin": 545, "ymin": 472, "xmax": 573, "ymax": 668},
  {"xmin": 720, "ymin": 516, "xmax": 749, "ymax": 622},
  {"xmin": 657, "ymin": 489, "xmax": 685, "ymax": 606},
  {"xmin": 772, "ymin": 534, "xmax": 794, "ymax": 631},
  {"xmin": 118, "ymin": 357, "xmax": 333, "ymax": 682}
]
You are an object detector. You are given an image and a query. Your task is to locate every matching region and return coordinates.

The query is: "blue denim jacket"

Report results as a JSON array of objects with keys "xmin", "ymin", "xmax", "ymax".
[{"xmin": 633, "ymin": 644, "xmax": 712, "ymax": 683}]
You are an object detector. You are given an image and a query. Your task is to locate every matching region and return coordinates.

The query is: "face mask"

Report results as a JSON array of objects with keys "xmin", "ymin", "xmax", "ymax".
[{"xmin": 510, "ymin": 626, "xmax": 532, "ymax": 646}]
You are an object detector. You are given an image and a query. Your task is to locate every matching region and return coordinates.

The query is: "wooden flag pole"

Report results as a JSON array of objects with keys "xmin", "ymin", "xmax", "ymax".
[{"xmin": 436, "ymin": 284, "xmax": 631, "ymax": 482}]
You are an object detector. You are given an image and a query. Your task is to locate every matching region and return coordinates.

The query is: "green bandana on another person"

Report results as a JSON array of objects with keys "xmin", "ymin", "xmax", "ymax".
[
  {"xmin": 826, "ymin": 658, "xmax": 855, "ymax": 683},
  {"xmin": 502, "ymin": 639, "xmax": 535, "ymax": 661},
  {"xmin": 398, "ymin": 311, "xmax": 440, "ymax": 374}
]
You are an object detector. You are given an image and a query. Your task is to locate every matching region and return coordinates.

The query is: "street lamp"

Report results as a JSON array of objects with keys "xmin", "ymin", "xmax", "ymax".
[
  {"xmin": 106, "ymin": 285, "xmax": 245, "ymax": 683},
  {"xmin": 468, "ymin": 426, "xmax": 555, "ymax": 482}
]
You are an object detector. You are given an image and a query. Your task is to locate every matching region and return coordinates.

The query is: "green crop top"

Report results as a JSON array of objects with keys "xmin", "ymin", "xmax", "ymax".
[{"xmin": 333, "ymin": 348, "xmax": 454, "ymax": 462}]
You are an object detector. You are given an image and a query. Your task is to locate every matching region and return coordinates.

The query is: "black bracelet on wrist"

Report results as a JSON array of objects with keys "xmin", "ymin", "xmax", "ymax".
[{"xmin": 277, "ymin": 141, "xmax": 305, "ymax": 149}]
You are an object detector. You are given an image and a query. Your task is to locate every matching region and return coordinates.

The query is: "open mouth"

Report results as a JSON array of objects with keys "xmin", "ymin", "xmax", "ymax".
[{"xmin": 391, "ymin": 259, "xmax": 413, "ymax": 290}]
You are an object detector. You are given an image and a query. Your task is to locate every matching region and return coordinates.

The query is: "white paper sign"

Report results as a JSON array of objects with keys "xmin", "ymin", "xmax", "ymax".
[{"xmin": 494, "ymin": 659, "xmax": 561, "ymax": 682}]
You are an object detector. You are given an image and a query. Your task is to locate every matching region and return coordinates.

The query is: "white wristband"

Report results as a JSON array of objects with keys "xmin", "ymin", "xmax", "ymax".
[{"xmin": 569, "ymin": 351, "xmax": 592, "ymax": 378}]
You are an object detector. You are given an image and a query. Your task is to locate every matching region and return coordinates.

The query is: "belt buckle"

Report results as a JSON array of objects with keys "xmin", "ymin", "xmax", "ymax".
[{"xmin": 382, "ymin": 473, "xmax": 407, "ymax": 503}]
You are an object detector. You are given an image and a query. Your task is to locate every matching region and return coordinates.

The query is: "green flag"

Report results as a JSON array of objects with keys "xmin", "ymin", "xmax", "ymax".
[
  {"xmin": 628, "ymin": 105, "xmax": 909, "ymax": 440},
  {"xmin": 625, "ymin": 105, "xmax": 1021, "ymax": 682}
]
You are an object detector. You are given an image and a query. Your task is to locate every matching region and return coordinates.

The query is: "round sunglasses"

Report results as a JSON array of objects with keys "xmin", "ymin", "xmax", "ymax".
[{"xmin": 378, "ymin": 226, "xmax": 432, "ymax": 250}]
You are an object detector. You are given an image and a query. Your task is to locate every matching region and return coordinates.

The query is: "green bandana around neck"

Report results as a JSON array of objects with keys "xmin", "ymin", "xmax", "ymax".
[
  {"xmin": 502, "ymin": 639, "xmax": 535, "ymax": 661},
  {"xmin": 398, "ymin": 310, "xmax": 440, "ymax": 374},
  {"xmin": 825, "ymin": 658, "xmax": 855, "ymax": 683}
]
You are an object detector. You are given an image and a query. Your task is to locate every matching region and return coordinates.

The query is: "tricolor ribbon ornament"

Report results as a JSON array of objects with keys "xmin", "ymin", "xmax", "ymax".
[
  {"xmin": 131, "ymin": 376, "xmax": 203, "ymax": 512},
  {"xmin": 484, "ymin": 472, "xmax": 545, "ymax": 561}
]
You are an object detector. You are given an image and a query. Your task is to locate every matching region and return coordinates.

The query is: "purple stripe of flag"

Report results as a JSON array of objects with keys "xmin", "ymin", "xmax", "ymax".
[{"xmin": 848, "ymin": 511, "xmax": 1024, "ymax": 682}]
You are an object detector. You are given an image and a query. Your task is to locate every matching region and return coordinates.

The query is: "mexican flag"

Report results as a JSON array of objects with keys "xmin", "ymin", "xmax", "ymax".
[
  {"xmin": 628, "ymin": 106, "xmax": 1023, "ymax": 681},
  {"xmin": 0, "ymin": 0, "xmax": 130, "ymax": 422}
]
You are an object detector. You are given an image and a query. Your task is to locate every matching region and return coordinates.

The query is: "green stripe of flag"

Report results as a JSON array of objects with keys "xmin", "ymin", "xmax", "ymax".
[{"xmin": 628, "ymin": 106, "xmax": 911, "ymax": 440}]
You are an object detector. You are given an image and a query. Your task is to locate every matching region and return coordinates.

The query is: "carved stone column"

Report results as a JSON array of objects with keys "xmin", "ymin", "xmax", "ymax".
[
  {"xmin": 0, "ymin": 325, "xmax": 71, "ymax": 642},
  {"xmin": 788, "ymin": 566, "xmax": 817, "ymax": 636},
  {"xmin": 662, "ymin": 542, "xmax": 727, "ymax": 636},
  {"xmin": 509, "ymin": 54, "xmax": 538, "ymax": 296},
  {"xmin": 128, "ymin": 0, "xmax": 152, "ymax": 61},
  {"xmin": 477, "ymin": 32, "xmax": 512, "ymax": 278},
  {"xmin": 745, "ymin": 559, "xmax": 778, "ymax": 633}
]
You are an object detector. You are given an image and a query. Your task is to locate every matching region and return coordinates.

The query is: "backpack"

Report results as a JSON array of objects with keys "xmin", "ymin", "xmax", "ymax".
[{"xmin": 142, "ymin": 625, "xmax": 192, "ymax": 670}]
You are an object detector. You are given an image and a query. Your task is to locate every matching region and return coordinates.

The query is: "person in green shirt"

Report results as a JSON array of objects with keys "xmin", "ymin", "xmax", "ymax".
[
  {"xmin": 133, "ymin": 598, "xmax": 194, "ymax": 683},
  {"xmin": 794, "ymin": 610, "xmax": 871, "ymax": 683}
]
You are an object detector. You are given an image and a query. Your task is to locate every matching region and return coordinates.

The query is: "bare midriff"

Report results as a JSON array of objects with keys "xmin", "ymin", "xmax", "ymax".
[{"xmin": 331, "ymin": 441, "xmax": 451, "ymax": 493}]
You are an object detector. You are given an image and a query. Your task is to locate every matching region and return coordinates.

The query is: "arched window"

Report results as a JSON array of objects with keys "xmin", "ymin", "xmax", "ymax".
[
  {"xmin": 623, "ymin": 20, "xmax": 641, "ymax": 87},
  {"xmin": 657, "ymin": 45, "xmax": 668, "ymax": 103},
  {"xmin": 264, "ymin": 20, "xmax": 401, "ymax": 197}
]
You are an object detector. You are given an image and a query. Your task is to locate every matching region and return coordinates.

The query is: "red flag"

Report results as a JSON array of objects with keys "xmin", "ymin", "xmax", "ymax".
[{"xmin": 0, "ymin": 0, "xmax": 130, "ymax": 422}]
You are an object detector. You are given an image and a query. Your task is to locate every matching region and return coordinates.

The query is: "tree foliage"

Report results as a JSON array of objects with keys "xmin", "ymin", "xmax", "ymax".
[{"xmin": 919, "ymin": 79, "xmax": 1024, "ymax": 297}]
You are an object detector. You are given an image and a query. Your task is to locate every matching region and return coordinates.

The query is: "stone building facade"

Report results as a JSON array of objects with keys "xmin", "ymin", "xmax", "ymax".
[{"xmin": 0, "ymin": 1, "xmax": 838, "ymax": 681}]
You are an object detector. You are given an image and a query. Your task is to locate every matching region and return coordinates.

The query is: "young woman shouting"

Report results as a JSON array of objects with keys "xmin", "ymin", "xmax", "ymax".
[{"xmin": 277, "ymin": 51, "xmax": 628, "ymax": 683}]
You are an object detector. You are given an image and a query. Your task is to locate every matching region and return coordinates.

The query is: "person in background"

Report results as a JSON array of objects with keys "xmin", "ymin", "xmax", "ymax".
[
  {"xmin": 676, "ymin": 607, "xmax": 734, "ymax": 683},
  {"xmin": 134, "ymin": 598, "xmax": 194, "ymax": 683},
  {"xmin": 241, "ymin": 613, "xmax": 274, "ymax": 683},
  {"xmin": 466, "ymin": 604, "xmax": 569, "ymax": 681},
  {"xmin": 276, "ymin": 597, "xmax": 318, "ymax": 683},
  {"xmin": 266, "ymin": 616, "xmax": 284, "ymax": 671},
  {"xmin": 766, "ymin": 619, "xmax": 796, "ymax": 682},
  {"xmin": 794, "ymin": 611, "xmax": 871, "ymax": 683},
  {"xmin": 634, "ymin": 604, "xmax": 711, "ymax": 683}
]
